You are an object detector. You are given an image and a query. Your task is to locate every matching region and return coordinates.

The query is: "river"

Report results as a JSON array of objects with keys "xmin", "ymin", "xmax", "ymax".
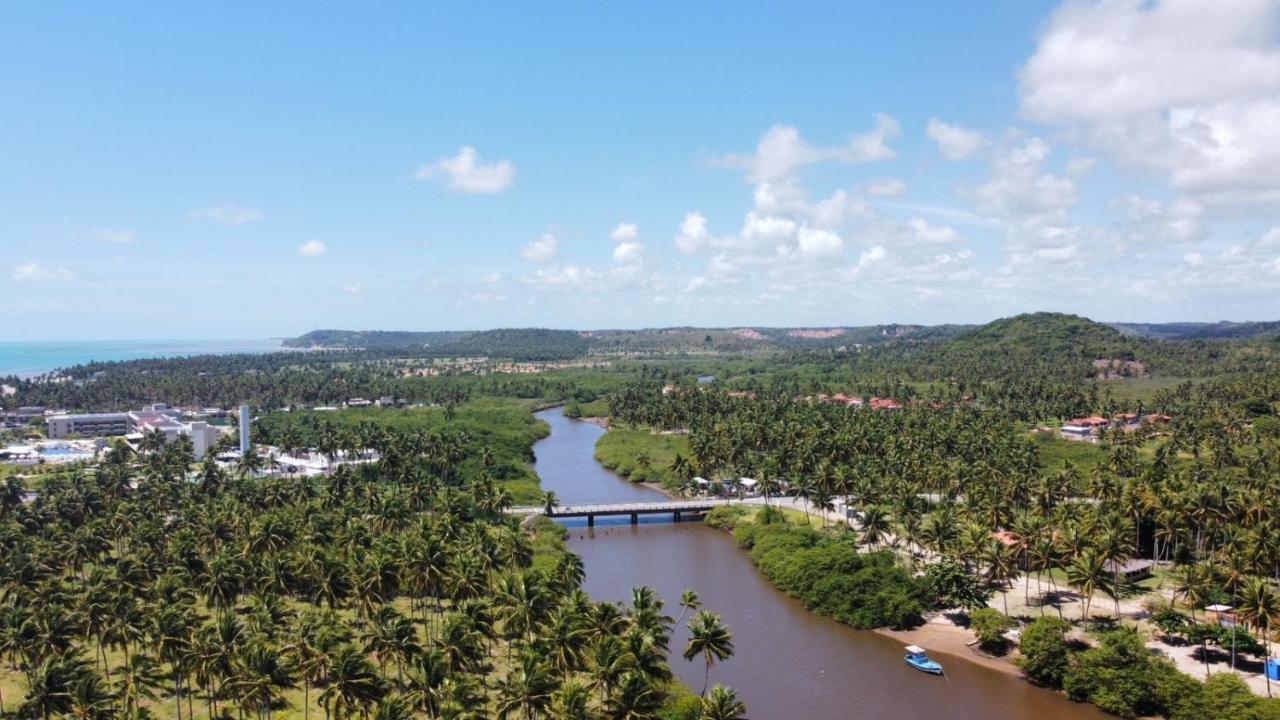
[{"xmin": 532, "ymin": 407, "xmax": 1106, "ymax": 720}]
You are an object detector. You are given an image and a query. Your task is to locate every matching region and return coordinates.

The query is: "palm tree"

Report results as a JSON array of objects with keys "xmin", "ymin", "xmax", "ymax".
[
  {"xmin": 228, "ymin": 641, "xmax": 297, "ymax": 720},
  {"xmin": 1067, "ymin": 550, "xmax": 1106, "ymax": 623},
  {"xmin": 541, "ymin": 491, "xmax": 559, "ymax": 516},
  {"xmin": 701, "ymin": 684, "xmax": 747, "ymax": 720},
  {"xmin": 675, "ymin": 590, "xmax": 700, "ymax": 626},
  {"xmin": 494, "ymin": 651, "xmax": 555, "ymax": 719},
  {"xmin": 605, "ymin": 671, "xmax": 662, "ymax": 720},
  {"xmin": 320, "ymin": 644, "xmax": 386, "ymax": 720},
  {"xmin": 550, "ymin": 679, "xmax": 592, "ymax": 720},
  {"xmin": 1238, "ymin": 577, "xmax": 1280, "ymax": 698},
  {"xmin": 984, "ymin": 539, "xmax": 1019, "ymax": 615},
  {"xmin": 23, "ymin": 653, "xmax": 96, "ymax": 720},
  {"xmin": 683, "ymin": 611, "xmax": 734, "ymax": 696},
  {"xmin": 113, "ymin": 653, "xmax": 165, "ymax": 719}
]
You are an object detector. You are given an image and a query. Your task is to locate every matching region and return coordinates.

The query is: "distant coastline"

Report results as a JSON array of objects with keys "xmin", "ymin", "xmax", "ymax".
[{"xmin": 0, "ymin": 338, "xmax": 284, "ymax": 379}]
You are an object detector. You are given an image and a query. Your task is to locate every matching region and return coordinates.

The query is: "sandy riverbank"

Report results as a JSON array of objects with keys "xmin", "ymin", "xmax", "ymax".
[
  {"xmin": 579, "ymin": 416, "xmax": 610, "ymax": 428},
  {"xmin": 876, "ymin": 617, "xmax": 1023, "ymax": 677}
]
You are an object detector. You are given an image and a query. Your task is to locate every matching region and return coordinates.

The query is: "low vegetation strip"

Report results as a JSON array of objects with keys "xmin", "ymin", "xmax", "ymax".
[{"xmin": 713, "ymin": 507, "xmax": 926, "ymax": 631}]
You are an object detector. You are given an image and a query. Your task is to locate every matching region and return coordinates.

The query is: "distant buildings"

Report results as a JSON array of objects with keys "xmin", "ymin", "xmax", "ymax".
[
  {"xmin": 48, "ymin": 403, "xmax": 222, "ymax": 458},
  {"xmin": 1, "ymin": 406, "xmax": 48, "ymax": 428},
  {"xmin": 1061, "ymin": 412, "xmax": 1172, "ymax": 442}
]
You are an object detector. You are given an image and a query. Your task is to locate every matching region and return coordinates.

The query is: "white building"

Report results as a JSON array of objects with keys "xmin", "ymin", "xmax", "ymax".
[{"xmin": 48, "ymin": 403, "xmax": 221, "ymax": 459}]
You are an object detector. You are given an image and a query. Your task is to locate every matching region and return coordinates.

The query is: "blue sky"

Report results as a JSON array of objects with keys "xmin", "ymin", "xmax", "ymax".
[{"xmin": 3, "ymin": 1, "xmax": 1279, "ymax": 339}]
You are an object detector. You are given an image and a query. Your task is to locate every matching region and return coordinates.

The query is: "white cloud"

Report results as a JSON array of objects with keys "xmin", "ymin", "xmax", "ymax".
[
  {"xmin": 797, "ymin": 226, "xmax": 843, "ymax": 258},
  {"xmin": 342, "ymin": 282, "xmax": 362, "ymax": 295},
  {"xmin": 610, "ymin": 223, "xmax": 638, "ymax": 242},
  {"xmin": 905, "ymin": 218, "xmax": 961, "ymax": 245},
  {"xmin": 13, "ymin": 262, "xmax": 75, "ymax": 282},
  {"xmin": 613, "ymin": 242, "xmax": 644, "ymax": 264},
  {"xmin": 1020, "ymin": 0, "xmax": 1280, "ymax": 202},
  {"xmin": 415, "ymin": 146, "xmax": 516, "ymax": 194},
  {"xmin": 96, "ymin": 228, "xmax": 136, "ymax": 244},
  {"xmin": 856, "ymin": 245, "xmax": 886, "ymax": 270},
  {"xmin": 1183, "ymin": 251, "xmax": 1204, "ymax": 267},
  {"xmin": 1115, "ymin": 195, "xmax": 1205, "ymax": 245},
  {"xmin": 191, "ymin": 204, "xmax": 263, "ymax": 225},
  {"xmin": 521, "ymin": 233, "xmax": 559, "ymax": 263},
  {"xmin": 723, "ymin": 115, "xmax": 900, "ymax": 182},
  {"xmin": 481, "ymin": 272, "xmax": 503, "ymax": 284},
  {"xmin": 809, "ymin": 189, "xmax": 871, "ymax": 228},
  {"xmin": 926, "ymin": 119, "xmax": 987, "ymax": 160},
  {"xmin": 675, "ymin": 212, "xmax": 710, "ymax": 255},
  {"xmin": 962, "ymin": 134, "xmax": 1078, "ymax": 247},
  {"xmin": 861, "ymin": 177, "xmax": 907, "ymax": 197},
  {"xmin": 298, "ymin": 240, "xmax": 327, "ymax": 257}
]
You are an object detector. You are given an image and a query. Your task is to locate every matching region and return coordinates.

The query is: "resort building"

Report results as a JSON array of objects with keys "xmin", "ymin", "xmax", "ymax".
[
  {"xmin": 47, "ymin": 403, "xmax": 221, "ymax": 458},
  {"xmin": 46, "ymin": 412, "xmax": 129, "ymax": 438}
]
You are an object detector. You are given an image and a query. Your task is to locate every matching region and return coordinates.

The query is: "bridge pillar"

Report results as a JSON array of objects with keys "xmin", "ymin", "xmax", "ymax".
[
  {"xmin": 587, "ymin": 515, "xmax": 594, "ymax": 528},
  {"xmin": 630, "ymin": 513, "xmax": 638, "ymax": 525},
  {"xmin": 674, "ymin": 511, "xmax": 682, "ymax": 523}
]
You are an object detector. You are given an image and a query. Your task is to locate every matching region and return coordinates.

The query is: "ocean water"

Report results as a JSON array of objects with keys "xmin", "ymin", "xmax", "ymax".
[{"xmin": 0, "ymin": 339, "xmax": 283, "ymax": 379}]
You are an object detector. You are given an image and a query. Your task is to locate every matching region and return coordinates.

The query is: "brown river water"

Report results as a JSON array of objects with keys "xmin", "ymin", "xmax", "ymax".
[{"xmin": 533, "ymin": 407, "xmax": 1107, "ymax": 720}]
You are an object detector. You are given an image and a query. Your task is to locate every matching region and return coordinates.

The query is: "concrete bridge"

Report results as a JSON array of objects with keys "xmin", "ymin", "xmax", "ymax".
[{"xmin": 507, "ymin": 499, "xmax": 733, "ymax": 526}]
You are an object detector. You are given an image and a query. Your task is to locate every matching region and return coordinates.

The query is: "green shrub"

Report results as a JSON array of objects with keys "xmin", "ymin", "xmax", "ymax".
[
  {"xmin": 923, "ymin": 560, "xmax": 992, "ymax": 610},
  {"xmin": 1062, "ymin": 627, "xmax": 1170, "ymax": 718},
  {"xmin": 969, "ymin": 608, "xmax": 1016, "ymax": 653},
  {"xmin": 1015, "ymin": 616, "xmax": 1071, "ymax": 688},
  {"xmin": 742, "ymin": 523, "xmax": 924, "ymax": 630},
  {"xmin": 704, "ymin": 505, "xmax": 747, "ymax": 530}
]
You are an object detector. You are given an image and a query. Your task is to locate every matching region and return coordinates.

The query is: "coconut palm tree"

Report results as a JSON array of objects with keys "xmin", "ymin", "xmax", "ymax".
[
  {"xmin": 320, "ymin": 644, "xmax": 386, "ymax": 720},
  {"xmin": 675, "ymin": 590, "xmax": 700, "ymax": 626},
  {"xmin": 541, "ymin": 491, "xmax": 559, "ymax": 517},
  {"xmin": 701, "ymin": 684, "xmax": 747, "ymax": 720},
  {"xmin": 683, "ymin": 611, "xmax": 734, "ymax": 697},
  {"xmin": 1238, "ymin": 577, "xmax": 1280, "ymax": 698}
]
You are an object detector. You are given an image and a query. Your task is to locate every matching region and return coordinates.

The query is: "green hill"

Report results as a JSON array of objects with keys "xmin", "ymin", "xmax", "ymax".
[
  {"xmin": 948, "ymin": 312, "xmax": 1135, "ymax": 358},
  {"xmin": 284, "ymin": 329, "xmax": 467, "ymax": 349}
]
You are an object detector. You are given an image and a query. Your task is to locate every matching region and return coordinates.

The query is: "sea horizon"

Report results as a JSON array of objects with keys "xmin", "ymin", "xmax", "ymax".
[{"xmin": 0, "ymin": 338, "xmax": 284, "ymax": 380}]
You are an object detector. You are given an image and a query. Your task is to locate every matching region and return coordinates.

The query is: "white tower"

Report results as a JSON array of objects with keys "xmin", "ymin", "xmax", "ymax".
[{"xmin": 238, "ymin": 404, "xmax": 250, "ymax": 455}]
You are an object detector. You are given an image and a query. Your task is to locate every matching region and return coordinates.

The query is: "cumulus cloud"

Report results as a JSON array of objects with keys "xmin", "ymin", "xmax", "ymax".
[
  {"xmin": 298, "ymin": 240, "xmax": 327, "ymax": 257},
  {"xmin": 962, "ymin": 135, "xmax": 1078, "ymax": 248},
  {"xmin": 415, "ymin": 146, "xmax": 516, "ymax": 194},
  {"xmin": 1020, "ymin": 0, "xmax": 1280, "ymax": 202},
  {"xmin": 610, "ymin": 223, "xmax": 638, "ymax": 242},
  {"xmin": 521, "ymin": 233, "xmax": 559, "ymax": 263},
  {"xmin": 96, "ymin": 228, "xmax": 136, "ymax": 244},
  {"xmin": 926, "ymin": 119, "xmax": 987, "ymax": 160},
  {"xmin": 342, "ymin": 282, "xmax": 362, "ymax": 295},
  {"xmin": 613, "ymin": 242, "xmax": 644, "ymax": 264},
  {"xmin": 797, "ymin": 226, "xmax": 843, "ymax": 258},
  {"xmin": 905, "ymin": 218, "xmax": 961, "ymax": 245},
  {"xmin": 722, "ymin": 115, "xmax": 900, "ymax": 182},
  {"xmin": 674, "ymin": 212, "xmax": 710, "ymax": 255},
  {"xmin": 191, "ymin": 204, "xmax": 262, "ymax": 225},
  {"xmin": 13, "ymin": 262, "xmax": 75, "ymax": 282}
]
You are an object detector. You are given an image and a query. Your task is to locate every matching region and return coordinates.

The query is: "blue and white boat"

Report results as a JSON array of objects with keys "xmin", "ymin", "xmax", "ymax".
[{"xmin": 904, "ymin": 645, "xmax": 944, "ymax": 675}]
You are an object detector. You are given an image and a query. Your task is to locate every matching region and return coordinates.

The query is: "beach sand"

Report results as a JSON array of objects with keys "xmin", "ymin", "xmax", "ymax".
[{"xmin": 876, "ymin": 616, "xmax": 1023, "ymax": 677}]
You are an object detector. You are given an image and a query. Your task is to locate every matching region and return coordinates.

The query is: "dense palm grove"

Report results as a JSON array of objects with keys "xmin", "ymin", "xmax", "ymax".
[
  {"xmin": 0, "ymin": 441, "xmax": 744, "ymax": 719},
  {"xmin": 610, "ymin": 376, "xmax": 1280, "ymax": 716}
]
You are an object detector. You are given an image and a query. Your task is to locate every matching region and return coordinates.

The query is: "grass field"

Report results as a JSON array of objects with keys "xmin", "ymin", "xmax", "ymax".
[
  {"xmin": 594, "ymin": 428, "xmax": 691, "ymax": 491},
  {"xmin": 1032, "ymin": 431, "xmax": 1109, "ymax": 472},
  {"xmin": 1092, "ymin": 376, "xmax": 1192, "ymax": 403}
]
